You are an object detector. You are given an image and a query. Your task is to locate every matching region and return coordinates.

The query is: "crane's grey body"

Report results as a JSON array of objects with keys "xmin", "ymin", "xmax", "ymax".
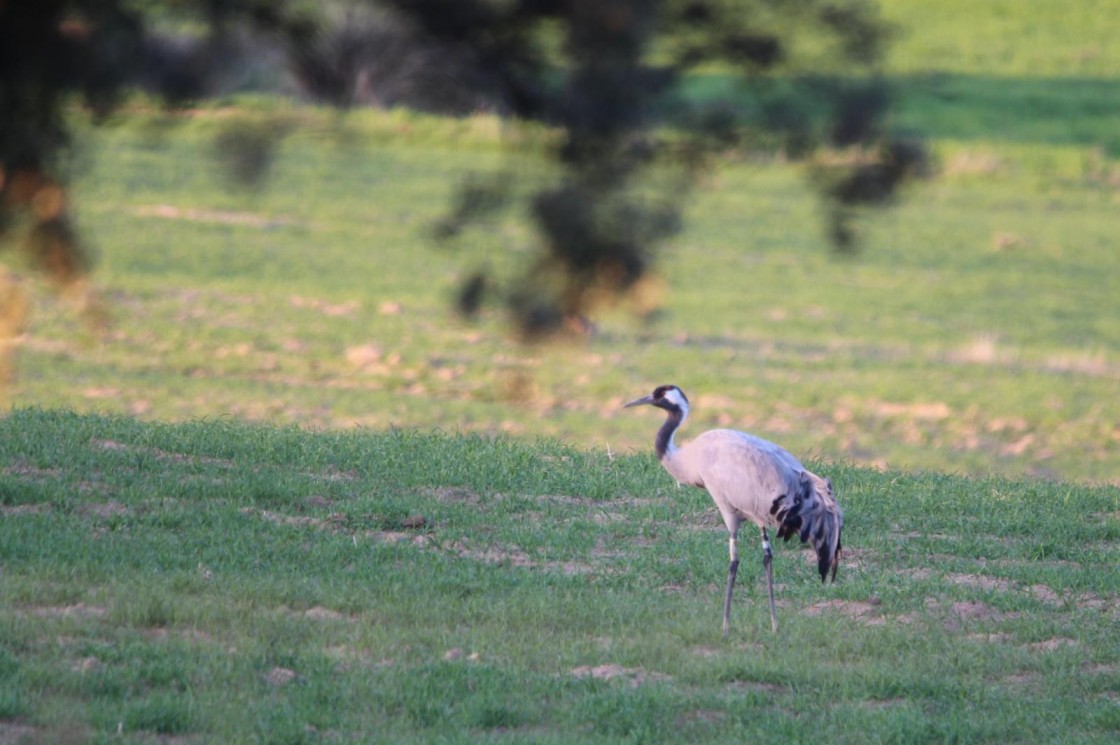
[{"xmin": 626, "ymin": 384, "xmax": 842, "ymax": 635}]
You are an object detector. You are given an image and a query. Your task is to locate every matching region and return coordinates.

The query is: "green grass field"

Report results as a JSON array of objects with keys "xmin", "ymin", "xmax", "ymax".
[
  {"xmin": 2, "ymin": 1, "xmax": 1120, "ymax": 742},
  {"xmin": 10, "ymin": 93, "xmax": 1117, "ymax": 483},
  {"xmin": 2, "ymin": 410, "xmax": 1118, "ymax": 743}
]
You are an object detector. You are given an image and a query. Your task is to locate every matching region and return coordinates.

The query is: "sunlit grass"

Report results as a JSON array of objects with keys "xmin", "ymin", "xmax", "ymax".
[
  {"xmin": 8, "ymin": 98, "xmax": 1116, "ymax": 484},
  {"xmin": 879, "ymin": 0, "xmax": 1120, "ymax": 78}
]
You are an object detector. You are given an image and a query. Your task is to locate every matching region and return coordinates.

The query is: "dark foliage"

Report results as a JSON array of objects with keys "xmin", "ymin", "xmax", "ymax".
[
  {"xmin": 389, "ymin": 0, "xmax": 922, "ymax": 335},
  {"xmin": 0, "ymin": 0, "xmax": 923, "ymax": 339}
]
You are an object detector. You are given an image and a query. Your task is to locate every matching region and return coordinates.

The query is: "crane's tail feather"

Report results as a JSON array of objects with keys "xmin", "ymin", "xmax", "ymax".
[{"xmin": 769, "ymin": 470, "xmax": 843, "ymax": 582}]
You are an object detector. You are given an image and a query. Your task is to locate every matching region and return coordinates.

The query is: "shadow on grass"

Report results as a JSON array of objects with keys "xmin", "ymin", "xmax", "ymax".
[
  {"xmin": 892, "ymin": 73, "xmax": 1120, "ymax": 150},
  {"xmin": 679, "ymin": 73, "xmax": 1120, "ymax": 152}
]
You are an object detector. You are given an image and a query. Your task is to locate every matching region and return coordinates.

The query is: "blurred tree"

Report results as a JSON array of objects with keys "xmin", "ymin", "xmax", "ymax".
[{"xmin": 0, "ymin": 0, "xmax": 924, "ymax": 347}]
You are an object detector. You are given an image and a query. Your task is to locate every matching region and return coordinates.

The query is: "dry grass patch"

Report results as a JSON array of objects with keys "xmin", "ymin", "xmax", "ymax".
[
  {"xmin": 861, "ymin": 698, "xmax": 910, "ymax": 710},
  {"xmin": 1000, "ymin": 671, "xmax": 1042, "ymax": 689},
  {"xmin": 2, "ymin": 461, "xmax": 62, "ymax": 480},
  {"xmin": 244, "ymin": 507, "xmax": 333, "ymax": 530},
  {"xmin": 933, "ymin": 599, "xmax": 1019, "ymax": 631},
  {"xmin": 896, "ymin": 570, "xmax": 1115, "ymax": 615},
  {"xmin": 134, "ymin": 203, "xmax": 302, "ymax": 230},
  {"xmin": 802, "ymin": 598, "xmax": 883, "ymax": 624},
  {"xmin": 442, "ymin": 539, "xmax": 601, "ymax": 576},
  {"xmin": 677, "ymin": 709, "xmax": 728, "ymax": 727},
  {"xmin": 266, "ymin": 666, "xmax": 298, "ymax": 687},
  {"xmin": 71, "ymin": 656, "xmax": 103, "ymax": 674},
  {"xmin": 91, "ymin": 438, "xmax": 236, "ymax": 469},
  {"xmin": 1082, "ymin": 663, "xmax": 1120, "ymax": 676},
  {"xmin": 77, "ymin": 501, "xmax": 129, "ymax": 519},
  {"xmin": 570, "ymin": 664, "xmax": 671, "ymax": 688},
  {"xmin": 419, "ymin": 486, "xmax": 482, "ymax": 504},
  {"xmin": 945, "ymin": 573, "xmax": 1014, "ymax": 593},
  {"xmin": 1025, "ymin": 637, "xmax": 1077, "ymax": 652},
  {"xmin": 726, "ymin": 680, "xmax": 788, "ymax": 694},
  {"xmin": 0, "ymin": 722, "xmax": 40, "ymax": 745},
  {"xmin": 21, "ymin": 603, "xmax": 108, "ymax": 619},
  {"xmin": 142, "ymin": 627, "xmax": 213, "ymax": 644},
  {"xmin": 942, "ymin": 149, "xmax": 1006, "ymax": 176},
  {"xmin": 302, "ymin": 606, "xmax": 349, "ymax": 622},
  {"xmin": 0, "ymin": 503, "xmax": 51, "ymax": 516},
  {"xmin": 967, "ymin": 632, "xmax": 1013, "ymax": 644}
]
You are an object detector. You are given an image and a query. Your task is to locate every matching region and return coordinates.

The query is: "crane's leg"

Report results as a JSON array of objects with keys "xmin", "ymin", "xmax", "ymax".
[
  {"xmin": 722, "ymin": 533, "xmax": 739, "ymax": 637},
  {"xmin": 762, "ymin": 528, "xmax": 778, "ymax": 633}
]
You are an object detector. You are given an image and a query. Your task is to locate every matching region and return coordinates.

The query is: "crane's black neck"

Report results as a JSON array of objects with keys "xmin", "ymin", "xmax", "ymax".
[{"xmin": 655, "ymin": 407, "xmax": 684, "ymax": 459}]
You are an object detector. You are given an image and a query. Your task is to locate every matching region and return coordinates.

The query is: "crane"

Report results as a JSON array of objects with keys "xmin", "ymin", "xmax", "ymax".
[{"xmin": 625, "ymin": 384, "xmax": 843, "ymax": 635}]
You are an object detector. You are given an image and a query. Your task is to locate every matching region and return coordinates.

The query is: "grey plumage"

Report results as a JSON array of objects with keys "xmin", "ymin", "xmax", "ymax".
[{"xmin": 626, "ymin": 384, "xmax": 842, "ymax": 635}]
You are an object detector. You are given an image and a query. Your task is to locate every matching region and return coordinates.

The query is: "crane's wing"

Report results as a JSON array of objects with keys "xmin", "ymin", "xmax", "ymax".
[
  {"xmin": 770, "ymin": 469, "xmax": 843, "ymax": 582},
  {"xmin": 683, "ymin": 430, "xmax": 843, "ymax": 582}
]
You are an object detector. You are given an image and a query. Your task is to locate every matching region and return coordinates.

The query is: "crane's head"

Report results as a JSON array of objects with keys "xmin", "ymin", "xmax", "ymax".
[{"xmin": 624, "ymin": 384, "xmax": 690, "ymax": 417}]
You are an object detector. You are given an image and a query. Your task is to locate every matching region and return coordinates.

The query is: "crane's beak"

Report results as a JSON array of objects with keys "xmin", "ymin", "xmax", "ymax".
[{"xmin": 623, "ymin": 394, "xmax": 655, "ymax": 408}]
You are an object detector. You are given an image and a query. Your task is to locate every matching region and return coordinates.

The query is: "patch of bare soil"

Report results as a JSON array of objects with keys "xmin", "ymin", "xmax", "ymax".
[
  {"xmin": 802, "ymin": 598, "xmax": 883, "ymax": 624},
  {"xmin": 292, "ymin": 295, "xmax": 361, "ymax": 318},
  {"xmin": 990, "ymin": 557, "xmax": 1082, "ymax": 570},
  {"xmin": 305, "ymin": 495, "xmax": 333, "ymax": 509},
  {"xmin": 266, "ymin": 666, "xmax": 297, "ymax": 686},
  {"xmin": 677, "ymin": 709, "xmax": 727, "ymax": 727},
  {"xmin": 949, "ymin": 600, "xmax": 1004, "ymax": 621},
  {"xmin": 0, "ymin": 722, "xmax": 40, "ymax": 745},
  {"xmin": 945, "ymin": 573, "xmax": 1014, "ymax": 592},
  {"xmin": 1000, "ymin": 671, "xmax": 1041, "ymax": 688},
  {"xmin": 143, "ymin": 627, "xmax": 213, "ymax": 644},
  {"xmin": 1082, "ymin": 663, "xmax": 1120, "ymax": 676},
  {"xmin": 727, "ymin": 680, "xmax": 787, "ymax": 694},
  {"xmin": 571, "ymin": 664, "xmax": 670, "ymax": 688},
  {"xmin": 835, "ymin": 546, "xmax": 875, "ymax": 570},
  {"xmin": 898, "ymin": 567, "xmax": 933, "ymax": 581},
  {"xmin": 944, "ymin": 149, "xmax": 1006, "ymax": 176},
  {"xmin": 0, "ymin": 503, "xmax": 51, "ymax": 516},
  {"xmin": 245, "ymin": 508, "xmax": 325, "ymax": 529},
  {"xmin": 78, "ymin": 501, "xmax": 129, "ymax": 519},
  {"xmin": 691, "ymin": 646, "xmax": 722, "ymax": 658},
  {"xmin": 1025, "ymin": 637, "xmax": 1077, "ymax": 652},
  {"xmin": 2, "ymin": 461, "xmax": 62, "ymax": 480},
  {"xmin": 1028, "ymin": 584, "xmax": 1063, "ymax": 605},
  {"xmin": 443, "ymin": 648, "xmax": 482, "ymax": 663},
  {"xmin": 587, "ymin": 510, "xmax": 629, "ymax": 525},
  {"xmin": 968, "ymin": 632, "xmax": 1013, "ymax": 644},
  {"xmin": 420, "ymin": 486, "xmax": 482, "ymax": 504},
  {"xmin": 311, "ymin": 466, "xmax": 357, "ymax": 483},
  {"xmin": 243, "ymin": 508, "xmax": 435, "ymax": 547},
  {"xmin": 324, "ymin": 645, "xmax": 394, "ymax": 670},
  {"xmin": 890, "ymin": 530, "xmax": 953, "ymax": 541},
  {"xmin": 927, "ymin": 598, "xmax": 1019, "ymax": 631},
  {"xmin": 303, "ymin": 606, "xmax": 347, "ymax": 622},
  {"xmin": 861, "ymin": 698, "xmax": 909, "ymax": 709},
  {"xmin": 135, "ymin": 204, "xmax": 301, "ymax": 230},
  {"xmin": 445, "ymin": 540, "xmax": 599, "ymax": 576},
  {"xmin": 372, "ymin": 530, "xmax": 429, "ymax": 546},
  {"xmin": 900, "ymin": 571, "xmax": 1114, "ymax": 615},
  {"xmin": 91, "ymin": 438, "xmax": 236, "ymax": 469},
  {"xmin": 71, "ymin": 656, "xmax": 102, "ymax": 673},
  {"xmin": 536, "ymin": 494, "xmax": 662, "ymax": 509},
  {"xmin": 23, "ymin": 603, "xmax": 108, "ymax": 619}
]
